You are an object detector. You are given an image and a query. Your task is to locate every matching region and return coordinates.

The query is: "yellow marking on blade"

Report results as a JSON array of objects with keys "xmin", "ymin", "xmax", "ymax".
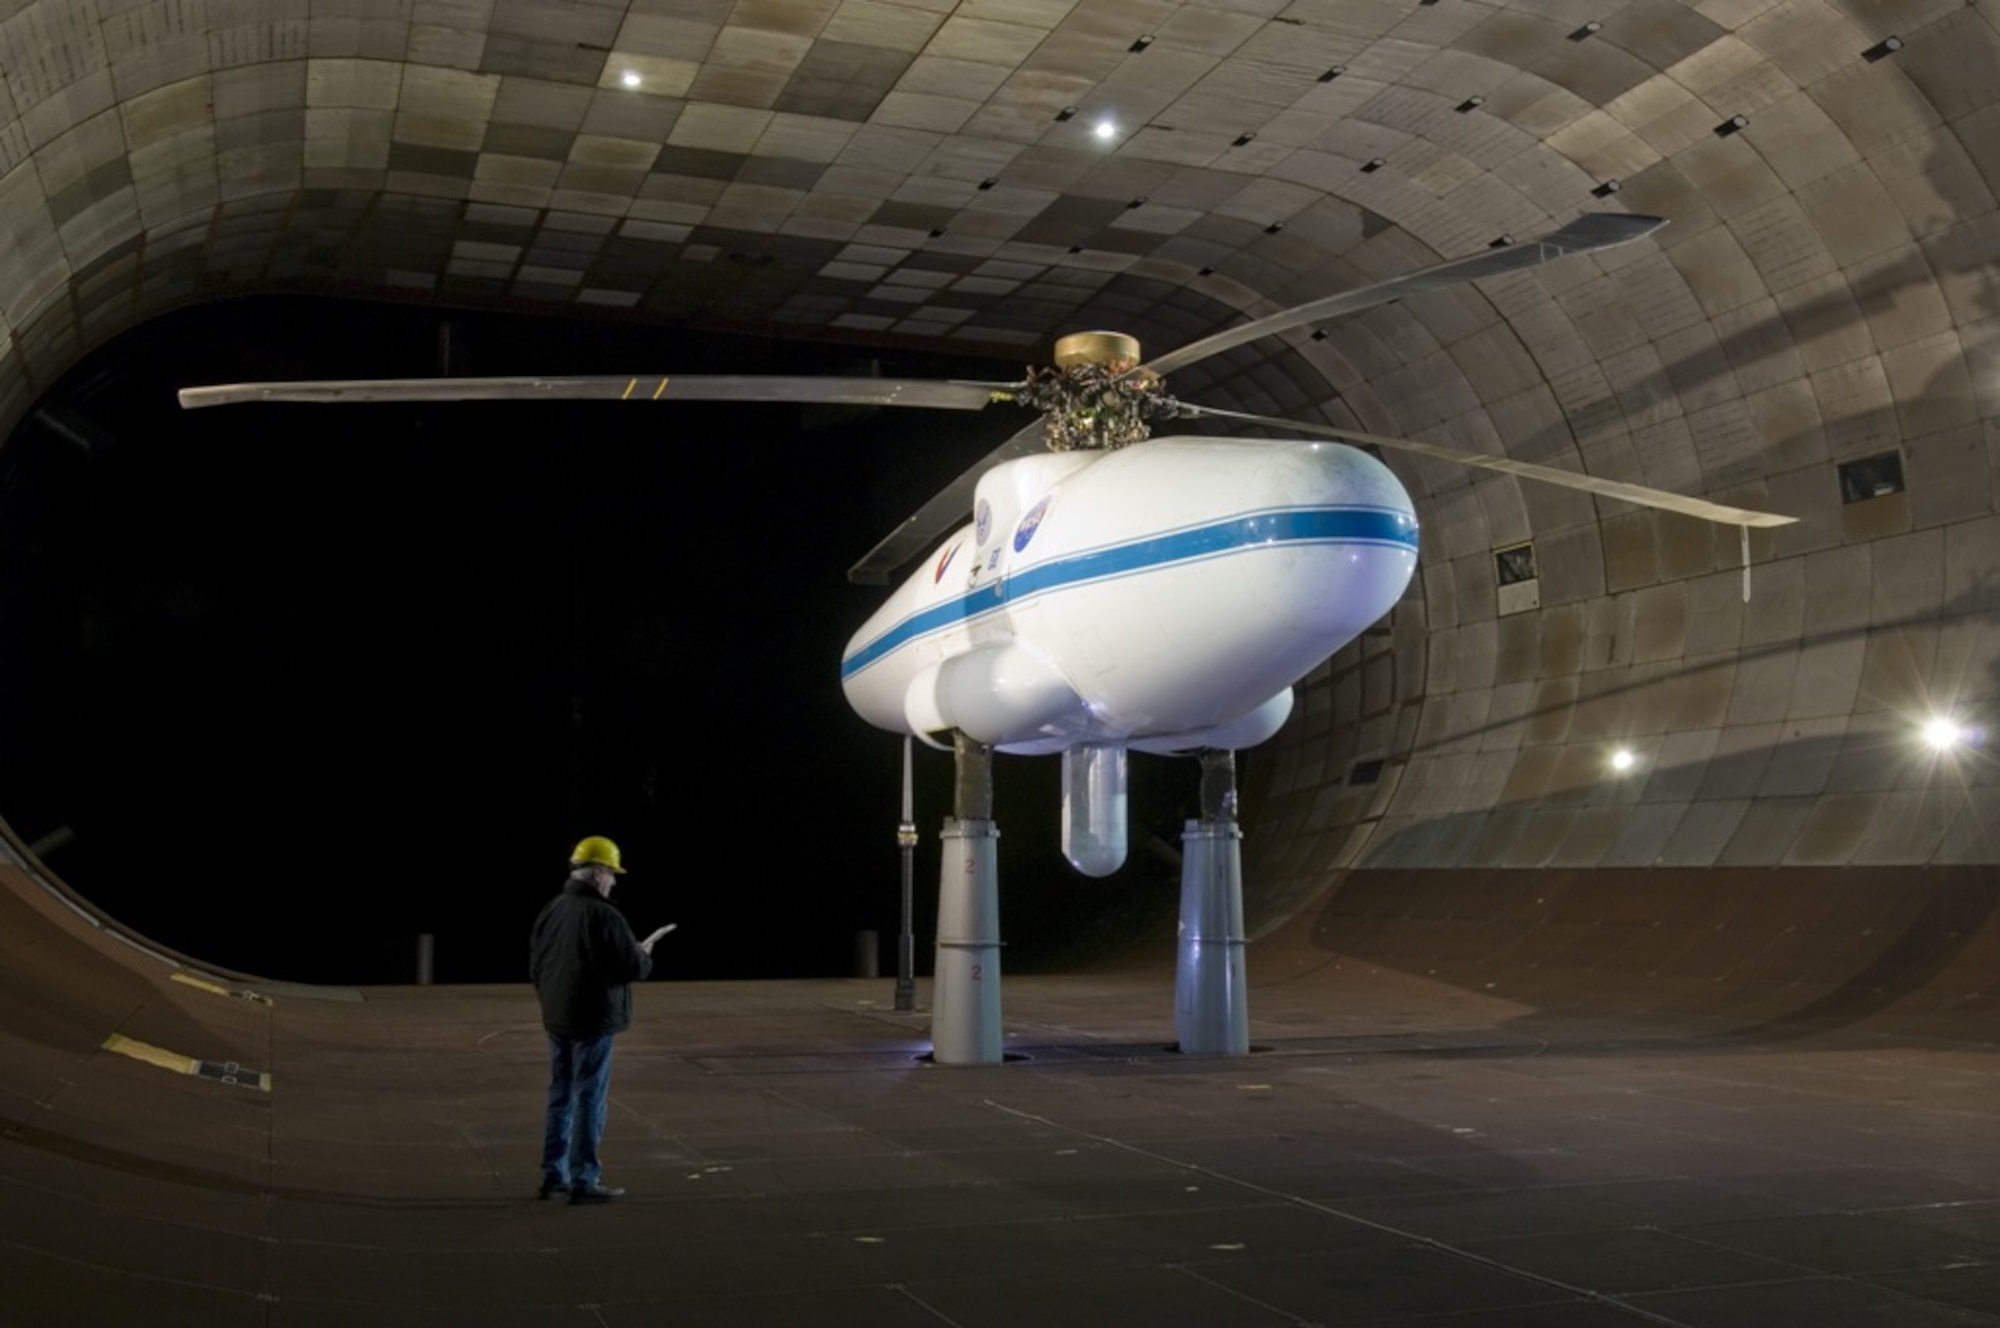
[
  {"xmin": 103, "ymin": 1034, "xmax": 197, "ymax": 1075},
  {"xmin": 652, "ymin": 378, "xmax": 669, "ymax": 399},
  {"xmin": 621, "ymin": 379, "xmax": 638, "ymax": 400}
]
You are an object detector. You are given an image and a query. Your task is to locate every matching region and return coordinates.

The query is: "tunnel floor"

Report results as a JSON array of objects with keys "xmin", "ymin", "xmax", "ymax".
[{"xmin": 3, "ymin": 932, "xmax": 1995, "ymax": 1325}]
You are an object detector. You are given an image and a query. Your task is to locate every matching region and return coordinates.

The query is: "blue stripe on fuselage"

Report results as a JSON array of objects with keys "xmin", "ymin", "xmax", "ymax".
[{"xmin": 839, "ymin": 505, "xmax": 1417, "ymax": 681}]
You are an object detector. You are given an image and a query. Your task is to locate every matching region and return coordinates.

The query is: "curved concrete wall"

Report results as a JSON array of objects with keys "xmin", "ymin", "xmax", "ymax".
[
  {"xmin": 1253, "ymin": 865, "xmax": 1998, "ymax": 1042},
  {"xmin": 0, "ymin": 0, "xmax": 1995, "ymax": 967}
]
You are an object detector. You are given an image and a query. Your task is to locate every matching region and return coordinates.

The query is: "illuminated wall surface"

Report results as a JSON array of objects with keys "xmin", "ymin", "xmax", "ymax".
[
  {"xmin": 0, "ymin": 0, "xmax": 1994, "ymax": 950},
  {"xmin": 0, "ymin": 6, "xmax": 1995, "ymax": 1320}
]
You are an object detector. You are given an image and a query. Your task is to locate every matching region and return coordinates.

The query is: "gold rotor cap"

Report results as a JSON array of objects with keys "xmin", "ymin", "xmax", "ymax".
[{"xmin": 1053, "ymin": 331, "xmax": 1142, "ymax": 368}]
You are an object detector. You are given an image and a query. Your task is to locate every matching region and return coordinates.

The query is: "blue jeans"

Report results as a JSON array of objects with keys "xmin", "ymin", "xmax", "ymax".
[{"xmin": 541, "ymin": 1034, "xmax": 615, "ymax": 1187}]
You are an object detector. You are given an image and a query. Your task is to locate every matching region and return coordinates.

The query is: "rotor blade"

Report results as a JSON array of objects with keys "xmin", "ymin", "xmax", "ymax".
[
  {"xmin": 1178, "ymin": 404, "xmax": 1797, "ymax": 529},
  {"xmin": 1133, "ymin": 213, "xmax": 1667, "ymax": 382},
  {"xmin": 846, "ymin": 416, "xmax": 1047, "ymax": 585},
  {"xmin": 177, "ymin": 375, "xmax": 1011, "ymax": 411}
]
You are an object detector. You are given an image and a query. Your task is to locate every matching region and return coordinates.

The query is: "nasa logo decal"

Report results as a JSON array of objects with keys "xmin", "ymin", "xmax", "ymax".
[
  {"xmin": 933, "ymin": 541, "xmax": 961, "ymax": 584},
  {"xmin": 1013, "ymin": 497, "xmax": 1052, "ymax": 553},
  {"xmin": 975, "ymin": 499, "xmax": 992, "ymax": 544}
]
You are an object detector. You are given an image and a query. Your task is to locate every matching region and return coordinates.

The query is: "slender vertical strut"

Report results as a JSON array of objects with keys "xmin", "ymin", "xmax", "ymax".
[{"xmin": 895, "ymin": 737, "xmax": 917, "ymax": 1013}]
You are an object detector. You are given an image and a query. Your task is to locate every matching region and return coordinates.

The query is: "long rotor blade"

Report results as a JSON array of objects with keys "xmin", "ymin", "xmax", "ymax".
[
  {"xmin": 844, "ymin": 213, "xmax": 1674, "ymax": 584},
  {"xmin": 1179, "ymin": 404, "xmax": 1797, "ymax": 529},
  {"xmin": 846, "ymin": 417, "xmax": 1046, "ymax": 585},
  {"xmin": 1133, "ymin": 213, "xmax": 1667, "ymax": 382},
  {"xmin": 178, "ymin": 375, "xmax": 1009, "ymax": 411}
]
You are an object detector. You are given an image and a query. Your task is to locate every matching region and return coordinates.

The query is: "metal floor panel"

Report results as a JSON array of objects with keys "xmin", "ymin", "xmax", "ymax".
[{"xmin": 2, "ymin": 862, "xmax": 1997, "ymax": 1325}]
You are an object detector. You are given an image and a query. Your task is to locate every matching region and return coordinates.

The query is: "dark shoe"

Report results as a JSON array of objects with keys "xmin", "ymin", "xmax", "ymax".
[
  {"xmin": 538, "ymin": 1177, "xmax": 568, "ymax": 1200},
  {"xmin": 570, "ymin": 1182, "xmax": 624, "ymax": 1205}
]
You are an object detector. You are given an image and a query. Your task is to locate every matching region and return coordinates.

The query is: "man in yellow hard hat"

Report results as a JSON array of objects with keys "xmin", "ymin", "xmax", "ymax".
[{"xmin": 530, "ymin": 835, "xmax": 656, "ymax": 1203}]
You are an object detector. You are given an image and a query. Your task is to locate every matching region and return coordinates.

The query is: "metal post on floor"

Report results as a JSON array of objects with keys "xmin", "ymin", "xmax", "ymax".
[
  {"xmin": 895, "ymin": 736, "xmax": 917, "ymax": 1012},
  {"xmin": 932, "ymin": 732, "xmax": 1002, "ymax": 1064},
  {"xmin": 1175, "ymin": 748, "xmax": 1248, "ymax": 1055}
]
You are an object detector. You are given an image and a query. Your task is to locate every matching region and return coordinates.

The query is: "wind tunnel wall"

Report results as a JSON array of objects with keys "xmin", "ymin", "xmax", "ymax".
[
  {"xmin": 1235, "ymin": 496, "xmax": 1999, "ymax": 1044},
  {"xmin": 1251, "ymin": 866, "xmax": 1998, "ymax": 1042},
  {"xmin": 0, "ymin": 835, "xmax": 278, "ymax": 1194}
]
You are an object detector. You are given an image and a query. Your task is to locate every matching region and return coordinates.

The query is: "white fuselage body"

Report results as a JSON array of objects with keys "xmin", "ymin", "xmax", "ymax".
[{"xmin": 840, "ymin": 437, "xmax": 1420, "ymax": 756}]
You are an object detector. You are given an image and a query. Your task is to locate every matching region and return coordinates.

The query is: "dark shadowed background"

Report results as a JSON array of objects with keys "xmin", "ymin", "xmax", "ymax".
[{"xmin": 2, "ymin": 297, "xmax": 1202, "ymax": 982}]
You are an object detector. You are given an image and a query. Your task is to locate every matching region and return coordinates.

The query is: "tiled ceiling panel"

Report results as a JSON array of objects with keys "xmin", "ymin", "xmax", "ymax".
[{"xmin": 0, "ymin": 0, "xmax": 1990, "ymax": 884}]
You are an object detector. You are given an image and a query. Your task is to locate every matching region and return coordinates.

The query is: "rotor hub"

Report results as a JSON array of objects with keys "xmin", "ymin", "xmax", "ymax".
[{"xmin": 1015, "ymin": 331, "xmax": 1179, "ymax": 452}]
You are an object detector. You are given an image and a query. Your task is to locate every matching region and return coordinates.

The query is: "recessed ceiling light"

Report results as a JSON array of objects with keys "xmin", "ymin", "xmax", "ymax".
[
  {"xmin": 1922, "ymin": 716, "xmax": 1964, "ymax": 751},
  {"xmin": 620, "ymin": 70, "xmax": 641, "ymax": 89},
  {"xmin": 1093, "ymin": 119, "xmax": 1117, "ymax": 141}
]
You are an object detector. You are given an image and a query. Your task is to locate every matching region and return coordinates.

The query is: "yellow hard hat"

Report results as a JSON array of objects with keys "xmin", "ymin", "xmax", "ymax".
[{"xmin": 569, "ymin": 835, "xmax": 625, "ymax": 873}]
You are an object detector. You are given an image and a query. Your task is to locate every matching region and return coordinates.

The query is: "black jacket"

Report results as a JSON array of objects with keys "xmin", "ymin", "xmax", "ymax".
[{"xmin": 530, "ymin": 879, "xmax": 653, "ymax": 1039}]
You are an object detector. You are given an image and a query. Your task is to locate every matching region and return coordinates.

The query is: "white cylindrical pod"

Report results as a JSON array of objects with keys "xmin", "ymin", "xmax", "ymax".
[{"xmin": 1061, "ymin": 743, "xmax": 1128, "ymax": 876}]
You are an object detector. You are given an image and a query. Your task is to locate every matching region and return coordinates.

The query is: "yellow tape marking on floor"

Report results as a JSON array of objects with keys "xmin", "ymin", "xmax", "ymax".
[
  {"xmin": 169, "ymin": 972, "xmax": 274, "ymax": 1005},
  {"xmin": 102, "ymin": 1034, "xmax": 198, "ymax": 1075}
]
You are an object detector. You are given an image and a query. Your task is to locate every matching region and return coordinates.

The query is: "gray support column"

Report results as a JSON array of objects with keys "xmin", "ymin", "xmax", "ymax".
[
  {"xmin": 1175, "ymin": 749, "xmax": 1248, "ymax": 1054},
  {"xmin": 933, "ymin": 733, "xmax": 1003, "ymax": 1065},
  {"xmin": 932, "ymin": 816, "xmax": 1002, "ymax": 1064}
]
